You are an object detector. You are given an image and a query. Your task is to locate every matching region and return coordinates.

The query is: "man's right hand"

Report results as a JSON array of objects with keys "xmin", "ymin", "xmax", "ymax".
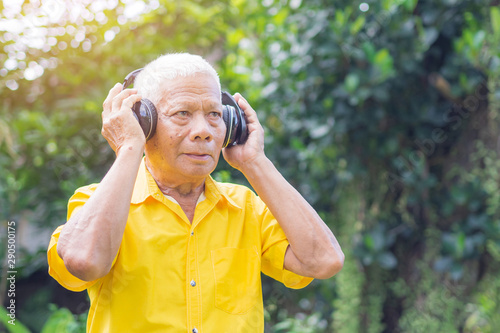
[
  {"xmin": 58, "ymin": 83, "xmax": 146, "ymax": 281},
  {"xmin": 101, "ymin": 83, "xmax": 146, "ymax": 154}
]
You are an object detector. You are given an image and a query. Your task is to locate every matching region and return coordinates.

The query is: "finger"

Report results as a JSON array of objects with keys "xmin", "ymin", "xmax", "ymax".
[
  {"xmin": 111, "ymin": 88, "xmax": 139, "ymax": 114},
  {"xmin": 102, "ymin": 83, "xmax": 123, "ymax": 116},
  {"xmin": 119, "ymin": 94, "xmax": 143, "ymax": 114},
  {"xmin": 234, "ymin": 93, "xmax": 258, "ymax": 121},
  {"xmin": 233, "ymin": 92, "xmax": 245, "ymax": 106}
]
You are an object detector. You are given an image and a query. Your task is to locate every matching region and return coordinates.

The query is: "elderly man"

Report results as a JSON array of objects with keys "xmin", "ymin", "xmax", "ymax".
[{"xmin": 47, "ymin": 53, "xmax": 344, "ymax": 332}]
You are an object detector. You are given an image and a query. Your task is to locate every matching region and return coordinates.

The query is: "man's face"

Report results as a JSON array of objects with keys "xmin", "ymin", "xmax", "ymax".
[{"xmin": 145, "ymin": 73, "xmax": 226, "ymax": 182}]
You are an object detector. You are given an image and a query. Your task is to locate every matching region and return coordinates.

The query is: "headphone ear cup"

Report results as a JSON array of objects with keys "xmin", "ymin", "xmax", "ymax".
[
  {"xmin": 222, "ymin": 105, "xmax": 238, "ymax": 148},
  {"xmin": 221, "ymin": 91, "xmax": 249, "ymax": 147},
  {"xmin": 222, "ymin": 105, "xmax": 231, "ymax": 148},
  {"xmin": 236, "ymin": 107, "xmax": 248, "ymax": 144},
  {"xmin": 131, "ymin": 98, "xmax": 157, "ymax": 141}
]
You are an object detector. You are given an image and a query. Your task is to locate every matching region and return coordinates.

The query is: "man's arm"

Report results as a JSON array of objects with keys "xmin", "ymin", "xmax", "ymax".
[
  {"xmin": 223, "ymin": 94, "xmax": 344, "ymax": 279},
  {"xmin": 56, "ymin": 84, "xmax": 145, "ymax": 281}
]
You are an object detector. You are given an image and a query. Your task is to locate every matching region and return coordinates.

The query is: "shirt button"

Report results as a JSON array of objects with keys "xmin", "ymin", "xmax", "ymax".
[
  {"xmin": 190, "ymin": 280, "xmax": 196, "ymax": 287},
  {"xmin": 192, "ymin": 328, "xmax": 198, "ymax": 333},
  {"xmin": 191, "ymin": 231, "xmax": 194, "ymax": 236}
]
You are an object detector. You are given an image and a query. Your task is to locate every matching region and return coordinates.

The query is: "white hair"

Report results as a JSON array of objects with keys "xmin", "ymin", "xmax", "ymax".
[{"xmin": 134, "ymin": 53, "xmax": 221, "ymax": 104}]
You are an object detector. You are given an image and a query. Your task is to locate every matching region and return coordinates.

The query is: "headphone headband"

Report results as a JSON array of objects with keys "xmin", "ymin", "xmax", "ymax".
[{"xmin": 123, "ymin": 68, "xmax": 144, "ymax": 89}]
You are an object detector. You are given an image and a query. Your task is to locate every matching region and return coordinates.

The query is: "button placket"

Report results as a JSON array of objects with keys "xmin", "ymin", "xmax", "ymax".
[{"xmin": 187, "ymin": 227, "xmax": 201, "ymax": 332}]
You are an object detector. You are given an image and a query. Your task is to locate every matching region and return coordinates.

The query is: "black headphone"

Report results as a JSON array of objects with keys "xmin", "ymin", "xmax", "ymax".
[{"xmin": 122, "ymin": 68, "xmax": 248, "ymax": 147}]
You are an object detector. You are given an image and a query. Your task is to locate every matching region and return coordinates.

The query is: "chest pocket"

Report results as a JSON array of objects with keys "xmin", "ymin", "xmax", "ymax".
[{"xmin": 211, "ymin": 247, "xmax": 261, "ymax": 314}]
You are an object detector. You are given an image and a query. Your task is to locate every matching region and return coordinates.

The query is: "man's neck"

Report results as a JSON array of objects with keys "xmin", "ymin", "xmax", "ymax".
[
  {"xmin": 159, "ymin": 182, "xmax": 204, "ymax": 224},
  {"xmin": 157, "ymin": 181, "xmax": 205, "ymax": 203},
  {"xmin": 145, "ymin": 161, "xmax": 206, "ymax": 223}
]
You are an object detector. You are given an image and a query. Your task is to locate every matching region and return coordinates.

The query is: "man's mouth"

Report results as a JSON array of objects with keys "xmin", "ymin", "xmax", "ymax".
[{"xmin": 185, "ymin": 153, "xmax": 211, "ymax": 161}]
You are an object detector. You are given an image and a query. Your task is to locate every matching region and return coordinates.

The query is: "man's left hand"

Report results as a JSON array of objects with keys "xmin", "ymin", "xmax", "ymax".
[{"xmin": 222, "ymin": 93, "xmax": 266, "ymax": 172}]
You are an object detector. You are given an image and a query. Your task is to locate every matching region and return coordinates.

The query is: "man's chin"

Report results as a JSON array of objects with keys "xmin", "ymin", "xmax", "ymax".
[{"xmin": 180, "ymin": 162, "xmax": 217, "ymax": 179}]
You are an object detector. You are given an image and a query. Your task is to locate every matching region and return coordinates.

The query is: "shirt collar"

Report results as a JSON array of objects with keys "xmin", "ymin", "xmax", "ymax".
[
  {"xmin": 131, "ymin": 157, "xmax": 241, "ymax": 209},
  {"xmin": 204, "ymin": 174, "xmax": 241, "ymax": 209}
]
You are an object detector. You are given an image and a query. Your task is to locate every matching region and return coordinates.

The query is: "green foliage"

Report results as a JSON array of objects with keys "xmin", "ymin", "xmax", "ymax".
[
  {"xmin": 354, "ymin": 223, "xmax": 397, "ymax": 269},
  {"xmin": 235, "ymin": 0, "xmax": 500, "ymax": 331},
  {"xmin": 40, "ymin": 305, "xmax": 86, "ymax": 333},
  {"xmin": 272, "ymin": 312, "xmax": 327, "ymax": 333},
  {"xmin": 463, "ymin": 273, "xmax": 500, "ymax": 332},
  {"xmin": 0, "ymin": 304, "xmax": 86, "ymax": 333},
  {"xmin": 393, "ymin": 237, "xmax": 466, "ymax": 332},
  {"xmin": 1, "ymin": 0, "xmax": 500, "ymax": 331},
  {"xmin": 332, "ymin": 190, "xmax": 363, "ymax": 333},
  {"xmin": 0, "ymin": 307, "xmax": 30, "ymax": 333}
]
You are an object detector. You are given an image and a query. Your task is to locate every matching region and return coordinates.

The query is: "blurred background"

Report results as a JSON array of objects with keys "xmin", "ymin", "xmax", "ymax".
[{"xmin": 1, "ymin": 0, "xmax": 500, "ymax": 332}]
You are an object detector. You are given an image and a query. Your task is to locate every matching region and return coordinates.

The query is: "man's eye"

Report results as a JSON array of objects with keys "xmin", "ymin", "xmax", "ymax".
[
  {"xmin": 209, "ymin": 112, "xmax": 221, "ymax": 118},
  {"xmin": 176, "ymin": 111, "xmax": 189, "ymax": 117}
]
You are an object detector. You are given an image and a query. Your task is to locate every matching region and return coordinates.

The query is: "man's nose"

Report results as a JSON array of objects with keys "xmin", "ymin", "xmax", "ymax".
[{"xmin": 189, "ymin": 113, "xmax": 212, "ymax": 141}]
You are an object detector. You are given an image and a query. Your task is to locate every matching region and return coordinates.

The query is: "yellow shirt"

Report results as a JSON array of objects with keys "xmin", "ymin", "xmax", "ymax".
[{"xmin": 47, "ymin": 159, "xmax": 313, "ymax": 332}]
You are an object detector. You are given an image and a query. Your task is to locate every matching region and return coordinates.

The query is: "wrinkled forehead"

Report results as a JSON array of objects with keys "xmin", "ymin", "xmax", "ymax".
[{"xmin": 155, "ymin": 73, "xmax": 222, "ymax": 106}]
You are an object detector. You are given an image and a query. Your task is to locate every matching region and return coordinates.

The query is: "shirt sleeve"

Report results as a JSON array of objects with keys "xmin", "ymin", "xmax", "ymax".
[
  {"xmin": 47, "ymin": 184, "xmax": 100, "ymax": 292},
  {"xmin": 253, "ymin": 195, "xmax": 314, "ymax": 289}
]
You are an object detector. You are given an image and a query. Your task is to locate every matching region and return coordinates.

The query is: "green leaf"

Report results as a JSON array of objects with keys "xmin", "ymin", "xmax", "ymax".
[
  {"xmin": 274, "ymin": 8, "xmax": 290, "ymax": 26},
  {"xmin": 456, "ymin": 232, "xmax": 466, "ymax": 258},
  {"xmin": 486, "ymin": 239, "xmax": 500, "ymax": 261},
  {"xmin": 373, "ymin": 48, "xmax": 395, "ymax": 79},
  {"xmin": 344, "ymin": 73, "xmax": 360, "ymax": 93},
  {"xmin": 41, "ymin": 307, "xmax": 80, "ymax": 333},
  {"xmin": 403, "ymin": 0, "xmax": 418, "ymax": 11},
  {"xmin": 273, "ymin": 321, "xmax": 293, "ymax": 330},
  {"xmin": 491, "ymin": 6, "xmax": 500, "ymax": 34},
  {"xmin": 472, "ymin": 30, "xmax": 486, "ymax": 50},
  {"xmin": 0, "ymin": 307, "xmax": 31, "ymax": 333},
  {"xmin": 291, "ymin": 137, "xmax": 306, "ymax": 151},
  {"xmin": 363, "ymin": 234, "xmax": 375, "ymax": 250},
  {"xmin": 227, "ymin": 28, "xmax": 245, "ymax": 47},
  {"xmin": 350, "ymin": 16, "xmax": 365, "ymax": 35},
  {"xmin": 334, "ymin": 9, "xmax": 347, "ymax": 26},
  {"xmin": 362, "ymin": 41, "xmax": 376, "ymax": 63},
  {"xmin": 230, "ymin": 0, "xmax": 245, "ymax": 8}
]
